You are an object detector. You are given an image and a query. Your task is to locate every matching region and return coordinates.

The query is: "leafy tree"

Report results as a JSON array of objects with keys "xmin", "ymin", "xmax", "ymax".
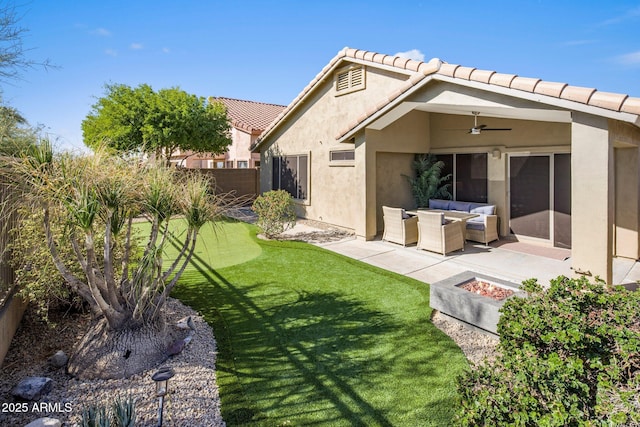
[
  {"xmin": 0, "ymin": 103, "xmax": 38, "ymax": 155},
  {"xmin": 1, "ymin": 140, "xmax": 222, "ymax": 379},
  {"xmin": 457, "ymin": 276, "xmax": 640, "ymax": 426},
  {"xmin": 403, "ymin": 153, "xmax": 451, "ymax": 208},
  {"xmin": 82, "ymin": 84, "xmax": 232, "ymax": 163}
]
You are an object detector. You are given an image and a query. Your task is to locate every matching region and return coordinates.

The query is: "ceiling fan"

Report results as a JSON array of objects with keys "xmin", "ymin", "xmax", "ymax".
[{"xmin": 468, "ymin": 111, "xmax": 511, "ymax": 135}]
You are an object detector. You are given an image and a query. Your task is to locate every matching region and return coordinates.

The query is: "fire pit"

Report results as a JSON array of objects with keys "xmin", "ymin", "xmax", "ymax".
[
  {"xmin": 460, "ymin": 279, "xmax": 515, "ymax": 301},
  {"xmin": 430, "ymin": 271, "xmax": 523, "ymax": 334}
]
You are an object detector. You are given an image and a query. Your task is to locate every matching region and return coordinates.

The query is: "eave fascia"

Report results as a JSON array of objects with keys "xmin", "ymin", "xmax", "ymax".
[
  {"xmin": 433, "ymin": 75, "xmax": 640, "ymax": 127},
  {"xmin": 336, "ymin": 74, "xmax": 436, "ymax": 143},
  {"xmin": 253, "ymin": 57, "xmax": 422, "ymax": 152}
]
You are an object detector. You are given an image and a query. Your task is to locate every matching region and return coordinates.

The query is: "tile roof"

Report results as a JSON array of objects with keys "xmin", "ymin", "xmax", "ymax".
[
  {"xmin": 210, "ymin": 97, "xmax": 286, "ymax": 135},
  {"xmin": 256, "ymin": 47, "xmax": 640, "ymax": 148}
]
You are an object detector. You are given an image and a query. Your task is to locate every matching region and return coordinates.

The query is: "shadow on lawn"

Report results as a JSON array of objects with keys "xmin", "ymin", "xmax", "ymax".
[{"xmin": 172, "ymin": 241, "xmax": 462, "ymax": 426}]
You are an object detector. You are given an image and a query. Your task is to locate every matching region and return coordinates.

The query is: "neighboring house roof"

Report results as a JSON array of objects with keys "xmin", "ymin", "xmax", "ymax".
[
  {"xmin": 210, "ymin": 97, "xmax": 286, "ymax": 135},
  {"xmin": 255, "ymin": 47, "xmax": 640, "ymax": 150}
]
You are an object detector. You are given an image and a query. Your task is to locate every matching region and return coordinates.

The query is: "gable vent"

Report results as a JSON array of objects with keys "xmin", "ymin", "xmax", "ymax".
[{"xmin": 335, "ymin": 65, "xmax": 366, "ymax": 96}]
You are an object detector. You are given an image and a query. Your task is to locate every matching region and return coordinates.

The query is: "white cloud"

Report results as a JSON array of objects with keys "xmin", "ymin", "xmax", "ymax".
[
  {"xmin": 91, "ymin": 27, "xmax": 111, "ymax": 37},
  {"xmin": 598, "ymin": 5, "xmax": 640, "ymax": 26},
  {"xmin": 616, "ymin": 51, "xmax": 640, "ymax": 65},
  {"xmin": 561, "ymin": 40, "xmax": 597, "ymax": 47},
  {"xmin": 130, "ymin": 43, "xmax": 144, "ymax": 50},
  {"xmin": 105, "ymin": 48, "xmax": 118, "ymax": 57},
  {"xmin": 394, "ymin": 49, "xmax": 425, "ymax": 62}
]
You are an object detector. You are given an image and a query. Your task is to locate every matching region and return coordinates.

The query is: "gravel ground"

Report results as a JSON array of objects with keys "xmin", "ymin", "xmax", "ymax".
[{"xmin": 0, "ymin": 299, "xmax": 224, "ymax": 427}]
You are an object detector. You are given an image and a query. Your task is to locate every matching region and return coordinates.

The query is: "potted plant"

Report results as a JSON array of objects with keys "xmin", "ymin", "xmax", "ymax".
[{"xmin": 403, "ymin": 153, "xmax": 452, "ymax": 208}]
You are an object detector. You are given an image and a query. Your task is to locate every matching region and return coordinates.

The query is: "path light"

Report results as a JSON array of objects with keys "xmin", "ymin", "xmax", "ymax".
[{"xmin": 151, "ymin": 366, "xmax": 175, "ymax": 427}]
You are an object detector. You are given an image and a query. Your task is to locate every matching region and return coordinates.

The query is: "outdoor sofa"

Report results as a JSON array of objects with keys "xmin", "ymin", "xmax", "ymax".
[{"xmin": 428, "ymin": 199, "xmax": 499, "ymax": 245}]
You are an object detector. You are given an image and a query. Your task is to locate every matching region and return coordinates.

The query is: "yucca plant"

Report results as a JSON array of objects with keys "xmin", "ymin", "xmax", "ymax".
[
  {"xmin": 403, "ymin": 153, "xmax": 452, "ymax": 208},
  {"xmin": 1, "ymin": 141, "xmax": 221, "ymax": 379}
]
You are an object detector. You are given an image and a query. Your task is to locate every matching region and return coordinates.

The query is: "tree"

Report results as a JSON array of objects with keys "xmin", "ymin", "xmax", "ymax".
[
  {"xmin": 0, "ymin": 2, "xmax": 52, "ymax": 83},
  {"xmin": 2, "ymin": 140, "xmax": 222, "ymax": 379},
  {"xmin": 0, "ymin": 103, "xmax": 38, "ymax": 155},
  {"xmin": 82, "ymin": 84, "xmax": 232, "ymax": 163}
]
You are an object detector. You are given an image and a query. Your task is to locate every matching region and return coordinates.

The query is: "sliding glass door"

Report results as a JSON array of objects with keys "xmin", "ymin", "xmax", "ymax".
[{"xmin": 509, "ymin": 154, "xmax": 571, "ymax": 248}]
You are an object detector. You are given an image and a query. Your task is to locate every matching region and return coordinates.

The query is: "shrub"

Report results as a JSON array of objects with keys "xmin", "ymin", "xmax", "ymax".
[
  {"xmin": 456, "ymin": 276, "xmax": 640, "ymax": 426},
  {"xmin": 10, "ymin": 208, "xmax": 84, "ymax": 322},
  {"xmin": 81, "ymin": 395, "xmax": 136, "ymax": 427},
  {"xmin": 252, "ymin": 190, "xmax": 296, "ymax": 238}
]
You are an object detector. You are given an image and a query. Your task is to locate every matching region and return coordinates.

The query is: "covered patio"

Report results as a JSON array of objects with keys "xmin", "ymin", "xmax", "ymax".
[{"xmin": 255, "ymin": 48, "xmax": 640, "ymax": 286}]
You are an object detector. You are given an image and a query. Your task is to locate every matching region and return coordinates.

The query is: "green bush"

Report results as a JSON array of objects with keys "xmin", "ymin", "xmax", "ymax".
[
  {"xmin": 251, "ymin": 190, "xmax": 296, "ymax": 238},
  {"xmin": 457, "ymin": 276, "xmax": 640, "ymax": 426},
  {"xmin": 10, "ymin": 208, "xmax": 84, "ymax": 322}
]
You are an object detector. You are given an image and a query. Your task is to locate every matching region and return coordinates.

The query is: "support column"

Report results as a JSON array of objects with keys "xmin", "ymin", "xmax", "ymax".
[
  {"xmin": 354, "ymin": 136, "xmax": 377, "ymax": 240},
  {"xmin": 571, "ymin": 113, "xmax": 613, "ymax": 284}
]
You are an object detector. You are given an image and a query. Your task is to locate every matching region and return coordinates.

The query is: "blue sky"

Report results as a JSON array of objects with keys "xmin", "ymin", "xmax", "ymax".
[{"xmin": 2, "ymin": 0, "xmax": 640, "ymax": 152}]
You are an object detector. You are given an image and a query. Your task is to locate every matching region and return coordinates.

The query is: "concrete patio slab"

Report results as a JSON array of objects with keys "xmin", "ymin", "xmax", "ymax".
[{"xmin": 284, "ymin": 219, "xmax": 640, "ymax": 288}]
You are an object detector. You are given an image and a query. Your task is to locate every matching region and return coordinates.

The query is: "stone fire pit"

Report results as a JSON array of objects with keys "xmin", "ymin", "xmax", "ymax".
[{"xmin": 430, "ymin": 271, "xmax": 523, "ymax": 334}]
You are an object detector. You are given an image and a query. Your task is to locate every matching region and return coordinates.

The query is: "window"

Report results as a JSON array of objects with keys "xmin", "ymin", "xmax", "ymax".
[
  {"xmin": 225, "ymin": 161, "xmax": 234, "ymax": 168},
  {"xmin": 435, "ymin": 153, "xmax": 488, "ymax": 203},
  {"xmin": 214, "ymin": 161, "xmax": 225, "ymax": 169},
  {"xmin": 330, "ymin": 150, "xmax": 355, "ymax": 161},
  {"xmin": 272, "ymin": 154, "xmax": 308, "ymax": 200},
  {"xmin": 237, "ymin": 160, "xmax": 248, "ymax": 169},
  {"xmin": 335, "ymin": 65, "xmax": 366, "ymax": 96},
  {"xmin": 254, "ymin": 160, "xmax": 261, "ymax": 168}
]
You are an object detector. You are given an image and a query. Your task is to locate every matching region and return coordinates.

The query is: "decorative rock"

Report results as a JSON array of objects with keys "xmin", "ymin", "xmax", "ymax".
[
  {"xmin": 48, "ymin": 350, "xmax": 68, "ymax": 368},
  {"xmin": 176, "ymin": 316, "xmax": 196, "ymax": 330},
  {"xmin": 11, "ymin": 377, "xmax": 53, "ymax": 401},
  {"xmin": 24, "ymin": 417, "xmax": 62, "ymax": 427}
]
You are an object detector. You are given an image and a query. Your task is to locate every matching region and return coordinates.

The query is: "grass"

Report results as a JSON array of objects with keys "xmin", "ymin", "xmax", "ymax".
[{"xmin": 166, "ymin": 218, "xmax": 469, "ymax": 426}]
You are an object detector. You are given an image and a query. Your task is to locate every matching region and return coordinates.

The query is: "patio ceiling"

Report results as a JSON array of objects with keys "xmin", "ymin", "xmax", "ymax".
[{"xmin": 365, "ymin": 101, "xmax": 573, "ymax": 132}]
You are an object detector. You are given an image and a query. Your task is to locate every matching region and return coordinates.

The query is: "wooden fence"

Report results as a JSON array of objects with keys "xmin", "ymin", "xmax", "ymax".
[
  {"xmin": 184, "ymin": 168, "xmax": 260, "ymax": 205},
  {"xmin": 0, "ymin": 179, "xmax": 23, "ymax": 367}
]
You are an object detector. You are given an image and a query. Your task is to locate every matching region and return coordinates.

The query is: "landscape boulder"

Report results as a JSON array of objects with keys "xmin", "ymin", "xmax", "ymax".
[
  {"xmin": 48, "ymin": 350, "xmax": 68, "ymax": 368},
  {"xmin": 24, "ymin": 417, "xmax": 62, "ymax": 427},
  {"xmin": 11, "ymin": 377, "xmax": 53, "ymax": 401}
]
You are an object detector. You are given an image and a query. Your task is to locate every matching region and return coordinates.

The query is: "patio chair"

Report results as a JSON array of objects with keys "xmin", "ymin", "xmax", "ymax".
[
  {"xmin": 382, "ymin": 206, "xmax": 418, "ymax": 246},
  {"xmin": 416, "ymin": 211, "xmax": 465, "ymax": 255}
]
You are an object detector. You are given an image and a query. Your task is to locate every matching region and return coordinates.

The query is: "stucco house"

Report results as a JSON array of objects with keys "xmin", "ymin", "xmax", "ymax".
[
  {"xmin": 253, "ymin": 47, "xmax": 640, "ymax": 285},
  {"xmin": 171, "ymin": 97, "xmax": 285, "ymax": 169}
]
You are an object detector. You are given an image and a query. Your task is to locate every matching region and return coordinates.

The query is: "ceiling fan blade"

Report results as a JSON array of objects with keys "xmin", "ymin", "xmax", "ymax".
[{"xmin": 481, "ymin": 128, "xmax": 512, "ymax": 131}]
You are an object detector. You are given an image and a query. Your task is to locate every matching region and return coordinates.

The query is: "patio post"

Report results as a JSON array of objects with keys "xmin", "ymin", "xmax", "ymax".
[{"xmin": 571, "ymin": 113, "xmax": 613, "ymax": 285}]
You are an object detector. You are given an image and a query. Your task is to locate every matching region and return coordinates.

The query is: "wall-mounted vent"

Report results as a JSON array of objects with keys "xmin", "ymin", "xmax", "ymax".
[{"xmin": 335, "ymin": 65, "xmax": 366, "ymax": 96}]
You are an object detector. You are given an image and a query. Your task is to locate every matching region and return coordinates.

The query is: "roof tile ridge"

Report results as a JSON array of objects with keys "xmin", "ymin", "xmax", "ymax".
[
  {"xmin": 210, "ymin": 96, "xmax": 286, "ymax": 109},
  {"xmin": 621, "ymin": 96, "xmax": 640, "ymax": 115}
]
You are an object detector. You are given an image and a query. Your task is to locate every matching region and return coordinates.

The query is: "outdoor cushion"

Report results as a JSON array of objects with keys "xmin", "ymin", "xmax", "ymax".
[
  {"xmin": 449, "ymin": 201, "xmax": 472, "ymax": 212},
  {"xmin": 466, "ymin": 217, "xmax": 486, "ymax": 231},
  {"xmin": 470, "ymin": 204, "xmax": 495, "ymax": 215},
  {"xmin": 429, "ymin": 199, "xmax": 450, "ymax": 210}
]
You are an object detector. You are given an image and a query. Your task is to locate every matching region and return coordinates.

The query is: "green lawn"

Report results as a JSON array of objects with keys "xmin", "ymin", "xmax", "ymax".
[{"xmin": 165, "ymin": 218, "xmax": 469, "ymax": 426}]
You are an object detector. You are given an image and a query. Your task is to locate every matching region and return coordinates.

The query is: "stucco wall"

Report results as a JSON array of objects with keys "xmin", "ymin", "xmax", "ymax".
[
  {"xmin": 259, "ymin": 64, "xmax": 412, "ymax": 230},
  {"xmin": 612, "ymin": 120, "xmax": 640, "ymax": 259},
  {"xmin": 364, "ymin": 110, "xmax": 431, "ymax": 237}
]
